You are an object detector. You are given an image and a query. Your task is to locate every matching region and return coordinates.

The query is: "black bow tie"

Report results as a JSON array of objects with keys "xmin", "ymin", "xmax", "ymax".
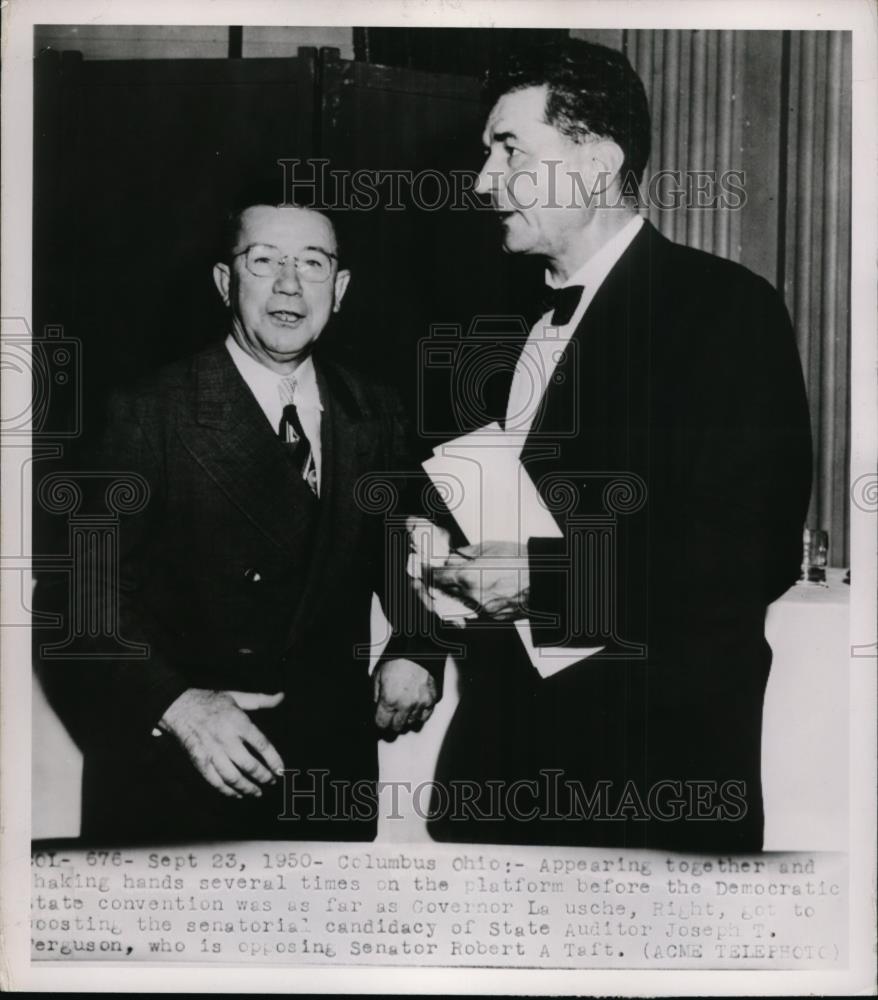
[{"xmin": 540, "ymin": 284, "xmax": 585, "ymax": 326}]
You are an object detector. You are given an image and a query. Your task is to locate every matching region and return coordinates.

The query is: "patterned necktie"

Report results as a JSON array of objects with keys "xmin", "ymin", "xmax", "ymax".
[
  {"xmin": 278, "ymin": 376, "xmax": 319, "ymax": 496},
  {"xmin": 540, "ymin": 284, "xmax": 585, "ymax": 326}
]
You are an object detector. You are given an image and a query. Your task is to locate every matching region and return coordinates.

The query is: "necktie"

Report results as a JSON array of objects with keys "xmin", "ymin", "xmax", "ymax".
[
  {"xmin": 278, "ymin": 376, "xmax": 318, "ymax": 496},
  {"xmin": 540, "ymin": 284, "xmax": 585, "ymax": 326}
]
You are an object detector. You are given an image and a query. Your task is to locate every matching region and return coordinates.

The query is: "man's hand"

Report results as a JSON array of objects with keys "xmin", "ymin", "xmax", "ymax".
[
  {"xmin": 431, "ymin": 540, "xmax": 530, "ymax": 621},
  {"xmin": 405, "ymin": 516, "xmax": 452, "ymax": 616},
  {"xmin": 158, "ymin": 688, "xmax": 285, "ymax": 799},
  {"xmin": 373, "ymin": 658, "xmax": 438, "ymax": 733}
]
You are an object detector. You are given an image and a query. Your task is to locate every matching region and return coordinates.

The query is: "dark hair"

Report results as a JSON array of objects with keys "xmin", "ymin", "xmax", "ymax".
[
  {"xmin": 221, "ymin": 174, "xmax": 344, "ymax": 263},
  {"xmin": 485, "ymin": 38, "xmax": 651, "ymax": 192}
]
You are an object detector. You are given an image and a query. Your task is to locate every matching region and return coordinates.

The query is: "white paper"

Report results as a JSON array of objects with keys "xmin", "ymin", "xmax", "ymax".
[
  {"xmin": 512, "ymin": 619, "xmax": 604, "ymax": 678},
  {"xmin": 421, "ymin": 425, "xmax": 603, "ymax": 676},
  {"xmin": 422, "ymin": 423, "xmax": 562, "ymax": 546}
]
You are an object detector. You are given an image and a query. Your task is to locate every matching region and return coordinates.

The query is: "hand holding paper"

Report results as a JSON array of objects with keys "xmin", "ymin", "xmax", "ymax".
[
  {"xmin": 405, "ymin": 516, "xmax": 477, "ymax": 626},
  {"xmin": 414, "ymin": 424, "xmax": 605, "ymax": 678},
  {"xmin": 432, "ymin": 541, "xmax": 530, "ymax": 622}
]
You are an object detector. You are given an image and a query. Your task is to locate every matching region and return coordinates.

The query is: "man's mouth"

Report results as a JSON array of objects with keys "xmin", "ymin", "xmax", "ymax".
[{"xmin": 269, "ymin": 310, "xmax": 305, "ymax": 326}]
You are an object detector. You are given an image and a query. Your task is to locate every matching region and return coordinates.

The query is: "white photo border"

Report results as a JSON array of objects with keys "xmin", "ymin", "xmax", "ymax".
[{"xmin": 2, "ymin": 0, "xmax": 875, "ymax": 994}]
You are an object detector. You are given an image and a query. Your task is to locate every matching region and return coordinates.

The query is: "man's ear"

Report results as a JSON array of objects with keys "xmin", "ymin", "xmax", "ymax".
[
  {"xmin": 333, "ymin": 269, "xmax": 351, "ymax": 313},
  {"xmin": 572, "ymin": 138, "xmax": 626, "ymax": 201},
  {"xmin": 213, "ymin": 262, "xmax": 231, "ymax": 307}
]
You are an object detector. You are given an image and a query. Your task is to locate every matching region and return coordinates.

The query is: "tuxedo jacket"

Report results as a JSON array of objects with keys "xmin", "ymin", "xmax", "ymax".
[
  {"xmin": 427, "ymin": 221, "xmax": 813, "ymax": 851},
  {"xmin": 35, "ymin": 341, "xmax": 439, "ymax": 843}
]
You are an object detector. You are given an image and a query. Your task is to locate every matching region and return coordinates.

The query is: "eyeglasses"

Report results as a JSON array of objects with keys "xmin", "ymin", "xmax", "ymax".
[{"xmin": 233, "ymin": 243, "xmax": 337, "ymax": 283}]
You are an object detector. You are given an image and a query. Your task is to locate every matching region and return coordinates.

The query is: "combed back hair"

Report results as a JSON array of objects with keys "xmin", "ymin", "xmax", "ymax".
[
  {"xmin": 221, "ymin": 175, "xmax": 344, "ymax": 264},
  {"xmin": 485, "ymin": 38, "xmax": 651, "ymax": 194}
]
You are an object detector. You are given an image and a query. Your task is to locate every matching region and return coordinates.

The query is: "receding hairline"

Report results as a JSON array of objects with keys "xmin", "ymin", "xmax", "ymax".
[
  {"xmin": 482, "ymin": 83, "xmax": 569, "ymax": 144},
  {"xmin": 235, "ymin": 203, "xmax": 337, "ymax": 237},
  {"xmin": 226, "ymin": 202, "xmax": 341, "ymax": 261}
]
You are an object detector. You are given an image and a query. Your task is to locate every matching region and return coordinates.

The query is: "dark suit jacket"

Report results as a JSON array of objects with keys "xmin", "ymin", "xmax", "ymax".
[
  {"xmin": 427, "ymin": 221, "xmax": 812, "ymax": 851},
  {"xmin": 35, "ymin": 340, "xmax": 440, "ymax": 843}
]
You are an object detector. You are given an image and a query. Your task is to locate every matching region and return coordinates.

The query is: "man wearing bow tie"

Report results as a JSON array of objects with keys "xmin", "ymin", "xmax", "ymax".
[
  {"xmin": 35, "ymin": 200, "xmax": 441, "ymax": 841},
  {"xmin": 423, "ymin": 39, "xmax": 812, "ymax": 850}
]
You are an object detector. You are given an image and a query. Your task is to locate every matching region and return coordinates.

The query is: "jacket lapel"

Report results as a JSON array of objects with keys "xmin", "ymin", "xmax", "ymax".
[
  {"xmin": 177, "ymin": 342, "xmax": 317, "ymax": 556},
  {"xmin": 520, "ymin": 220, "xmax": 660, "ymax": 506}
]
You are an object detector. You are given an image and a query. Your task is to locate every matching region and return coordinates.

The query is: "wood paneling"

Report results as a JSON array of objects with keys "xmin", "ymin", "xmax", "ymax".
[
  {"xmin": 34, "ymin": 25, "xmax": 230, "ymax": 60},
  {"xmin": 242, "ymin": 27, "xmax": 354, "ymax": 60},
  {"xmin": 33, "ymin": 49, "xmax": 318, "ymax": 421}
]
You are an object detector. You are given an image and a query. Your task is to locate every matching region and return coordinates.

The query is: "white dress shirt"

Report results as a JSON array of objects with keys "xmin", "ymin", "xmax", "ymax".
[
  {"xmin": 504, "ymin": 213, "xmax": 645, "ymax": 442},
  {"xmin": 500, "ymin": 214, "xmax": 645, "ymax": 670},
  {"xmin": 225, "ymin": 335, "xmax": 323, "ymax": 493}
]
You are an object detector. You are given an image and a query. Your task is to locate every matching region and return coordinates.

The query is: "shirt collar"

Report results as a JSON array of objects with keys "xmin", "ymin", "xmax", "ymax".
[
  {"xmin": 286, "ymin": 352, "xmax": 322, "ymax": 411},
  {"xmin": 545, "ymin": 213, "xmax": 644, "ymax": 292},
  {"xmin": 225, "ymin": 334, "xmax": 323, "ymax": 412}
]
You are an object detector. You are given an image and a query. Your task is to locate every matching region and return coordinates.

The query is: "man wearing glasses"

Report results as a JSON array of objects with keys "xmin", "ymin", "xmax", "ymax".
[{"xmin": 36, "ymin": 201, "xmax": 441, "ymax": 841}]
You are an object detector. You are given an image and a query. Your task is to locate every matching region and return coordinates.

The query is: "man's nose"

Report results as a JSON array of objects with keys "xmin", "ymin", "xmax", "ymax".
[
  {"xmin": 273, "ymin": 260, "xmax": 302, "ymax": 294},
  {"xmin": 475, "ymin": 162, "xmax": 499, "ymax": 198}
]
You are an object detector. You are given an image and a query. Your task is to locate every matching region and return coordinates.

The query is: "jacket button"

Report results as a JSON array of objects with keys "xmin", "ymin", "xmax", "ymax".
[{"xmin": 243, "ymin": 567, "xmax": 262, "ymax": 582}]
